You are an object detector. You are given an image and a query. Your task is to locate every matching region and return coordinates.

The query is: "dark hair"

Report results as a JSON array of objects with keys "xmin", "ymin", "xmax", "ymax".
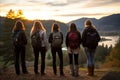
[
  {"xmin": 12, "ymin": 20, "xmax": 25, "ymax": 32},
  {"xmin": 16, "ymin": 21, "xmax": 22, "ymax": 28},
  {"xmin": 85, "ymin": 20, "xmax": 92, "ymax": 26},
  {"xmin": 68, "ymin": 23, "xmax": 78, "ymax": 32},
  {"xmin": 51, "ymin": 23, "xmax": 60, "ymax": 32},
  {"xmin": 84, "ymin": 19, "xmax": 96, "ymax": 29}
]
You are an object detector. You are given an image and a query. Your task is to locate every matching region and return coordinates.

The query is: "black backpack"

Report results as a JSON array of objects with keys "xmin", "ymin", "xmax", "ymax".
[
  {"xmin": 85, "ymin": 28, "xmax": 99, "ymax": 49},
  {"xmin": 13, "ymin": 31, "xmax": 23, "ymax": 46},
  {"xmin": 31, "ymin": 31, "xmax": 43, "ymax": 48}
]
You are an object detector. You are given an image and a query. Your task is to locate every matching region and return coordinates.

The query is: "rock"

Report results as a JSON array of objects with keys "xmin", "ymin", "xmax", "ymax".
[{"xmin": 99, "ymin": 71, "xmax": 120, "ymax": 80}]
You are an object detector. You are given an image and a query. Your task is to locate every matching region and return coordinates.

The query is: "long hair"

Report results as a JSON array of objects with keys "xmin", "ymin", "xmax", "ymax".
[
  {"xmin": 31, "ymin": 20, "xmax": 46, "ymax": 36},
  {"xmin": 84, "ymin": 19, "xmax": 95, "ymax": 29},
  {"xmin": 68, "ymin": 23, "xmax": 78, "ymax": 32},
  {"xmin": 51, "ymin": 23, "xmax": 60, "ymax": 32},
  {"xmin": 12, "ymin": 20, "xmax": 25, "ymax": 32}
]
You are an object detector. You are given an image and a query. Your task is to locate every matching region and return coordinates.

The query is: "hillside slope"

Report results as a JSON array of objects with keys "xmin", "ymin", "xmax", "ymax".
[{"xmin": 0, "ymin": 66, "xmax": 108, "ymax": 80}]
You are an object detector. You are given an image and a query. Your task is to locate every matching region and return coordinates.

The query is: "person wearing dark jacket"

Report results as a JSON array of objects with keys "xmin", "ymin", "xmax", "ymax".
[
  {"xmin": 82, "ymin": 19, "xmax": 100, "ymax": 76},
  {"xmin": 12, "ymin": 20, "xmax": 28, "ymax": 75},
  {"xmin": 65, "ymin": 23, "xmax": 81, "ymax": 77},
  {"xmin": 49, "ymin": 23, "xmax": 64, "ymax": 76}
]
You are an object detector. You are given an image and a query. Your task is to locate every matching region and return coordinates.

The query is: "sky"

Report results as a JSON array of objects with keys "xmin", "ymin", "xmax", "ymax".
[{"xmin": 0, "ymin": 0, "xmax": 120, "ymax": 23}]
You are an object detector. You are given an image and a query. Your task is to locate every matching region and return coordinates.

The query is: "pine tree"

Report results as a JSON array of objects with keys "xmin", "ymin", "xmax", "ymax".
[{"xmin": 105, "ymin": 37, "xmax": 120, "ymax": 67}]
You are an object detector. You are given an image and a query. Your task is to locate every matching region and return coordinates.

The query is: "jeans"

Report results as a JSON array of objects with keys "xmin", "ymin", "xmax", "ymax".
[{"xmin": 84, "ymin": 47, "xmax": 95, "ymax": 67}]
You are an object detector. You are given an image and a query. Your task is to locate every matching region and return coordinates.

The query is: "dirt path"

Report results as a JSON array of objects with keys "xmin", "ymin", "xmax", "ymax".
[{"xmin": 0, "ymin": 66, "xmax": 107, "ymax": 80}]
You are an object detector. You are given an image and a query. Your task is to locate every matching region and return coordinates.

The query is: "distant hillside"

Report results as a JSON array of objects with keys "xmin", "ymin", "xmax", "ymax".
[
  {"xmin": 0, "ymin": 18, "xmax": 68, "ymax": 37},
  {"xmin": 68, "ymin": 14, "xmax": 120, "ymax": 31}
]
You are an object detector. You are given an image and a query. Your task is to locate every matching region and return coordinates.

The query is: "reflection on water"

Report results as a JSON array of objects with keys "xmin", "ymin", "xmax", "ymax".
[
  {"xmin": 99, "ymin": 36, "xmax": 119, "ymax": 47},
  {"xmin": 62, "ymin": 36, "xmax": 119, "ymax": 50}
]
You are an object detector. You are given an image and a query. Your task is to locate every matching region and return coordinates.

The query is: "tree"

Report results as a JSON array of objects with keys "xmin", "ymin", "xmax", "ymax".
[
  {"xmin": 95, "ymin": 44, "xmax": 111, "ymax": 63},
  {"xmin": 6, "ymin": 9, "xmax": 15, "ymax": 19},
  {"xmin": 105, "ymin": 37, "xmax": 120, "ymax": 67},
  {"xmin": 16, "ymin": 10, "xmax": 25, "ymax": 19},
  {"xmin": 6, "ymin": 9, "xmax": 25, "ymax": 19}
]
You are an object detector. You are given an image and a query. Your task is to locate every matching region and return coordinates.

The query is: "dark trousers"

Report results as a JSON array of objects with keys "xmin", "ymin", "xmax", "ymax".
[
  {"xmin": 14, "ymin": 46, "xmax": 27, "ymax": 74},
  {"xmin": 33, "ymin": 47, "xmax": 46, "ymax": 74},
  {"xmin": 51, "ymin": 47, "xmax": 63, "ymax": 75},
  {"xmin": 68, "ymin": 54, "xmax": 79, "ymax": 65}
]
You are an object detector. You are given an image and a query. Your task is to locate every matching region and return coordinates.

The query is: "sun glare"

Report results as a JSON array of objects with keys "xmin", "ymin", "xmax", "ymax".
[{"xmin": 24, "ymin": 11, "xmax": 54, "ymax": 20}]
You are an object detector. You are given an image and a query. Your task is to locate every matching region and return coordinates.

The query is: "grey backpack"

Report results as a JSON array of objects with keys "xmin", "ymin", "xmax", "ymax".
[
  {"xmin": 52, "ymin": 32, "xmax": 62, "ymax": 47},
  {"xmin": 31, "ymin": 31, "xmax": 43, "ymax": 48}
]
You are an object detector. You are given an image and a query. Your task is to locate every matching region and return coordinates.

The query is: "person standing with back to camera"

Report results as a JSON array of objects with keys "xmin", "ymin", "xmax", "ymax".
[
  {"xmin": 65, "ymin": 23, "xmax": 81, "ymax": 77},
  {"xmin": 30, "ymin": 20, "xmax": 48, "ymax": 75},
  {"xmin": 12, "ymin": 20, "xmax": 28, "ymax": 75},
  {"xmin": 49, "ymin": 23, "xmax": 64, "ymax": 76},
  {"xmin": 82, "ymin": 19, "xmax": 100, "ymax": 76}
]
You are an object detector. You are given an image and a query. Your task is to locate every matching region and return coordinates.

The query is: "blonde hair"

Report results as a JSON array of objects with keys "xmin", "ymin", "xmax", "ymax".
[
  {"xmin": 12, "ymin": 20, "xmax": 25, "ymax": 32},
  {"xmin": 84, "ymin": 19, "xmax": 95, "ymax": 29},
  {"xmin": 31, "ymin": 20, "xmax": 46, "ymax": 36},
  {"xmin": 51, "ymin": 23, "xmax": 60, "ymax": 32}
]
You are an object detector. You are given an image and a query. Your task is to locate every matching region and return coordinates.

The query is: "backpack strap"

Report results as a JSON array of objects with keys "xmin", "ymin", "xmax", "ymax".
[
  {"xmin": 31, "ymin": 31, "xmax": 39, "ymax": 38},
  {"xmin": 40, "ymin": 30, "xmax": 44, "ymax": 41}
]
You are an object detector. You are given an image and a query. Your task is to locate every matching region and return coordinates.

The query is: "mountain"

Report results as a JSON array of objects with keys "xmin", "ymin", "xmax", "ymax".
[
  {"xmin": 23, "ymin": 20, "xmax": 68, "ymax": 37},
  {"xmin": 68, "ymin": 14, "xmax": 120, "ymax": 31}
]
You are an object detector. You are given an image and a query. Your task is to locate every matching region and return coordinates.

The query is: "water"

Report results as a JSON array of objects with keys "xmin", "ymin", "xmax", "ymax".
[
  {"xmin": 99, "ymin": 36, "xmax": 119, "ymax": 47},
  {"xmin": 62, "ymin": 36, "xmax": 119, "ymax": 50}
]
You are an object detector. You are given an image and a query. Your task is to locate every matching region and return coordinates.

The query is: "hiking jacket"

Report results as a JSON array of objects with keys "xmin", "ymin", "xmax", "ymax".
[
  {"xmin": 12, "ymin": 30, "xmax": 27, "ymax": 46},
  {"xmin": 82, "ymin": 26, "xmax": 101, "ymax": 49}
]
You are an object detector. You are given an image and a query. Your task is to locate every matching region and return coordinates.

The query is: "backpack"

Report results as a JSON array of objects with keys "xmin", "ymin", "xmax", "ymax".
[
  {"xmin": 31, "ymin": 31, "xmax": 43, "ymax": 48},
  {"xmin": 85, "ymin": 29, "xmax": 99, "ymax": 49},
  {"xmin": 68, "ymin": 32, "xmax": 79, "ymax": 49},
  {"xmin": 51, "ymin": 32, "xmax": 62, "ymax": 47},
  {"xmin": 13, "ymin": 31, "xmax": 23, "ymax": 46}
]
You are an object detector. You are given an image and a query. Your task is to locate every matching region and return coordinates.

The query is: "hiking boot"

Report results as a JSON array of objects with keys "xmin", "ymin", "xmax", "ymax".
[
  {"xmin": 74, "ymin": 65, "xmax": 79, "ymax": 77},
  {"xmin": 70, "ymin": 64, "xmax": 74, "ymax": 76},
  {"xmin": 91, "ymin": 65, "xmax": 94, "ymax": 76},
  {"xmin": 87, "ymin": 66, "xmax": 94, "ymax": 76}
]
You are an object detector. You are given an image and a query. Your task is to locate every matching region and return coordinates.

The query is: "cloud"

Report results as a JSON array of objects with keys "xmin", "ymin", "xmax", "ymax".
[
  {"xmin": 55, "ymin": 13, "xmax": 108, "ymax": 17},
  {"xmin": 83, "ymin": 0, "xmax": 120, "ymax": 7}
]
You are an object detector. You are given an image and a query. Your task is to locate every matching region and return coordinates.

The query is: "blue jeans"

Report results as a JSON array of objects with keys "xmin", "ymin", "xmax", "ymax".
[{"xmin": 84, "ymin": 47, "xmax": 95, "ymax": 67}]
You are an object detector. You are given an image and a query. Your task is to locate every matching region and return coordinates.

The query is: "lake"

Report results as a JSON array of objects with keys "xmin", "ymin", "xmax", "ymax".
[
  {"xmin": 99, "ymin": 36, "xmax": 119, "ymax": 47},
  {"xmin": 62, "ymin": 36, "xmax": 119, "ymax": 50}
]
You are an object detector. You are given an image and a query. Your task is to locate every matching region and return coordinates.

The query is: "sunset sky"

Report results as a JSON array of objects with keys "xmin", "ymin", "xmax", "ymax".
[{"xmin": 0, "ymin": 0, "xmax": 120, "ymax": 23}]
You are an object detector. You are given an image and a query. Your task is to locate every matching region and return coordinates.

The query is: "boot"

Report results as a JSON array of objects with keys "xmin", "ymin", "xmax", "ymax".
[
  {"xmin": 87, "ymin": 66, "xmax": 94, "ymax": 76},
  {"xmin": 70, "ymin": 64, "xmax": 74, "ymax": 76},
  {"xmin": 87, "ymin": 66, "xmax": 91, "ymax": 76},
  {"xmin": 74, "ymin": 65, "xmax": 79, "ymax": 77},
  {"xmin": 91, "ymin": 65, "xmax": 94, "ymax": 76}
]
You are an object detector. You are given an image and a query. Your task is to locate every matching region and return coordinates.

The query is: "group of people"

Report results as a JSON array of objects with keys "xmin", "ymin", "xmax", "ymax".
[{"xmin": 12, "ymin": 19, "xmax": 100, "ymax": 77}]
